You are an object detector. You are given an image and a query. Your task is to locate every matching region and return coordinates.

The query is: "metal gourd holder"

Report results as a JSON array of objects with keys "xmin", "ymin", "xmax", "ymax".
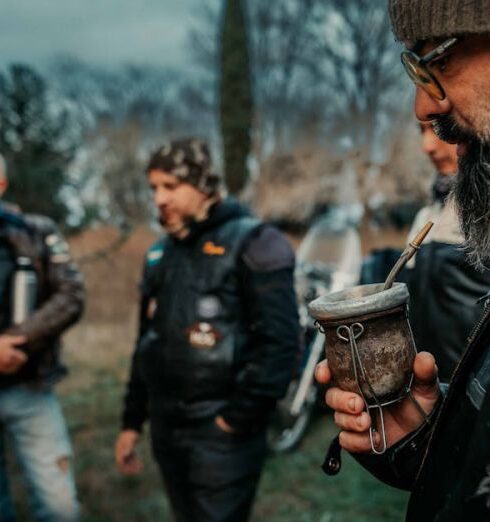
[{"xmin": 308, "ymin": 222, "xmax": 433, "ymax": 474}]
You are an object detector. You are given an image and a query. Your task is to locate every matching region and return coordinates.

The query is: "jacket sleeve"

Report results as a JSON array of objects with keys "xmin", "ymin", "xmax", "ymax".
[
  {"xmin": 351, "ymin": 389, "xmax": 444, "ymax": 490},
  {"xmin": 120, "ymin": 318, "xmax": 149, "ymax": 432},
  {"xmin": 120, "ymin": 256, "xmax": 156, "ymax": 432},
  {"xmin": 10, "ymin": 218, "xmax": 84, "ymax": 350},
  {"xmin": 220, "ymin": 225, "xmax": 302, "ymax": 432}
]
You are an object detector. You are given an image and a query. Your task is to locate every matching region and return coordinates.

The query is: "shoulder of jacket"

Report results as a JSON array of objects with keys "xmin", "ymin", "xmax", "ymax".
[
  {"xmin": 0, "ymin": 203, "xmax": 31, "ymax": 232},
  {"xmin": 24, "ymin": 214, "xmax": 59, "ymax": 236},
  {"xmin": 241, "ymin": 224, "xmax": 295, "ymax": 272},
  {"xmin": 24, "ymin": 214, "xmax": 73, "ymax": 263},
  {"xmin": 218, "ymin": 215, "xmax": 262, "ymax": 235}
]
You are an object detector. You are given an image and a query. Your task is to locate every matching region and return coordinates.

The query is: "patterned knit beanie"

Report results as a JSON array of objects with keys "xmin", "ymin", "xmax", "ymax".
[
  {"xmin": 389, "ymin": 0, "xmax": 490, "ymax": 43},
  {"xmin": 146, "ymin": 138, "xmax": 222, "ymax": 195}
]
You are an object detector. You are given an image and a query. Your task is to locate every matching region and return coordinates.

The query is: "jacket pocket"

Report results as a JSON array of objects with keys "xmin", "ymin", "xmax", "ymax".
[{"xmin": 136, "ymin": 329, "xmax": 164, "ymax": 389}]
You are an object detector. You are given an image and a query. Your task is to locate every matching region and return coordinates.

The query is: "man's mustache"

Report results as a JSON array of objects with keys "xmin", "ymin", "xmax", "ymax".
[{"xmin": 432, "ymin": 114, "xmax": 478, "ymax": 145}]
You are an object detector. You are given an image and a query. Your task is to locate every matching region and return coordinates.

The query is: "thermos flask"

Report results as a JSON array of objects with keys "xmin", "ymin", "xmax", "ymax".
[{"xmin": 11, "ymin": 256, "xmax": 37, "ymax": 324}]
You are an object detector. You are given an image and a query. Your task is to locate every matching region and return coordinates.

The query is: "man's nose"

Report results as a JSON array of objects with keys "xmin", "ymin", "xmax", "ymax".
[
  {"xmin": 421, "ymin": 131, "xmax": 436, "ymax": 154},
  {"xmin": 415, "ymin": 86, "xmax": 451, "ymax": 123},
  {"xmin": 154, "ymin": 187, "xmax": 169, "ymax": 207}
]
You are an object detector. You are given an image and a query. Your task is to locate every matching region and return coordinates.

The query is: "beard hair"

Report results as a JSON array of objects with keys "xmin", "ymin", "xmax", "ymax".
[
  {"xmin": 433, "ymin": 115, "xmax": 490, "ymax": 269},
  {"xmin": 453, "ymin": 141, "xmax": 490, "ymax": 269}
]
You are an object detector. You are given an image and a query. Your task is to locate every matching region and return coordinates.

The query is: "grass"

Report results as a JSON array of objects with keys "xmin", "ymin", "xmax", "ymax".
[
  {"xmin": 6, "ymin": 226, "xmax": 409, "ymax": 521},
  {"xmin": 8, "ymin": 339, "xmax": 409, "ymax": 522}
]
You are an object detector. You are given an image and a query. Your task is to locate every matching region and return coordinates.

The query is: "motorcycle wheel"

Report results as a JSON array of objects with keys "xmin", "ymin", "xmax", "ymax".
[{"xmin": 266, "ymin": 380, "xmax": 317, "ymax": 453}]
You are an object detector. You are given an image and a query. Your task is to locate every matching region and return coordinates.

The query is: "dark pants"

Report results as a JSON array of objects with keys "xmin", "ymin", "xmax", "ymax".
[{"xmin": 151, "ymin": 419, "xmax": 268, "ymax": 522}]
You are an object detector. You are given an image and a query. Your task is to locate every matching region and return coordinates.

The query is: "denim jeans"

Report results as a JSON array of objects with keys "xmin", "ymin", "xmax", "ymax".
[{"xmin": 0, "ymin": 386, "xmax": 80, "ymax": 522}]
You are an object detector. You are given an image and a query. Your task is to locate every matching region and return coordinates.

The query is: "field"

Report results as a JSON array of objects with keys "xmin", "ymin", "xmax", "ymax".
[{"xmin": 7, "ymin": 225, "xmax": 409, "ymax": 521}]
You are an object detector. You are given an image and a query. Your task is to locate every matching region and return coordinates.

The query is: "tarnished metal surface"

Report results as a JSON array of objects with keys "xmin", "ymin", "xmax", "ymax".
[
  {"xmin": 308, "ymin": 282, "xmax": 409, "ymax": 321},
  {"xmin": 322, "ymin": 307, "xmax": 415, "ymax": 403},
  {"xmin": 310, "ymin": 283, "xmax": 415, "ymax": 405}
]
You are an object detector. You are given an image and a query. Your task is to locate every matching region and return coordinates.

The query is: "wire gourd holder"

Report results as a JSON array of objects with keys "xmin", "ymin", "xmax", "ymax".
[{"xmin": 309, "ymin": 222, "xmax": 433, "ymax": 461}]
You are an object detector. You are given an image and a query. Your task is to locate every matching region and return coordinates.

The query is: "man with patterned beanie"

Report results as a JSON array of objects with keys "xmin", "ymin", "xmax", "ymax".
[
  {"xmin": 315, "ymin": 1, "xmax": 490, "ymax": 520},
  {"xmin": 115, "ymin": 138, "xmax": 301, "ymax": 521}
]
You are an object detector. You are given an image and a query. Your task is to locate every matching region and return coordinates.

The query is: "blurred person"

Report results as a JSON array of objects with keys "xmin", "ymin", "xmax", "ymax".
[
  {"xmin": 0, "ymin": 154, "xmax": 85, "ymax": 522},
  {"xmin": 115, "ymin": 139, "xmax": 300, "ymax": 522},
  {"xmin": 316, "ymin": 1, "xmax": 490, "ymax": 520},
  {"xmin": 404, "ymin": 122, "xmax": 490, "ymax": 381}
]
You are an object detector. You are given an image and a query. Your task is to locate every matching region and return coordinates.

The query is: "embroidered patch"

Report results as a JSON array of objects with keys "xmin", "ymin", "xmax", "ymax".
[
  {"xmin": 45, "ymin": 233, "xmax": 70, "ymax": 261},
  {"xmin": 45, "ymin": 234, "xmax": 69, "ymax": 255},
  {"xmin": 187, "ymin": 322, "xmax": 222, "ymax": 349},
  {"xmin": 197, "ymin": 296, "xmax": 221, "ymax": 319},
  {"xmin": 146, "ymin": 247, "xmax": 164, "ymax": 265},
  {"xmin": 202, "ymin": 241, "xmax": 226, "ymax": 256}
]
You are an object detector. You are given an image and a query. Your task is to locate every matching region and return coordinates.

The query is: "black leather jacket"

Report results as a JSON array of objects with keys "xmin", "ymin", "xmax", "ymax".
[
  {"xmin": 0, "ymin": 205, "xmax": 85, "ymax": 388},
  {"xmin": 361, "ymin": 242, "xmax": 490, "ymax": 382},
  {"xmin": 122, "ymin": 199, "xmax": 300, "ymax": 434},
  {"xmin": 405, "ymin": 241, "xmax": 490, "ymax": 381},
  {"xmin": 354, "ymin": 303, "xmax": 490, "ymax": 521}
]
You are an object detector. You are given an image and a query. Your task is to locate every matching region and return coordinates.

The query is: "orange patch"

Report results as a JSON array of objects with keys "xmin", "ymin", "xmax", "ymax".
[{"xmin": 202, "ymin": 241, "xmax": 226, "ymax": 256}]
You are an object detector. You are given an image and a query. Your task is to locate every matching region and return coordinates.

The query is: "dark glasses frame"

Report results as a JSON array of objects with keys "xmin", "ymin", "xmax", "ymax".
[{"xmin": 400, "ymin": 37, "xmax": 460, "ymax": 101}]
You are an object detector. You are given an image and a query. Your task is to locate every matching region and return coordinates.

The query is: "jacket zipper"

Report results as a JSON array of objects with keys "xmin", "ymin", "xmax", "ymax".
[{"xmin": 415, "ymin": 299, "xmax": 490, "ymax": 484}]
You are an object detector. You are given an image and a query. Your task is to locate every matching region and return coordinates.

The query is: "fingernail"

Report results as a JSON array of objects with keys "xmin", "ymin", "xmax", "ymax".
[
  {"xmin": 349, "ymin": 398, "xmax": 357, "ymax": 411},
  {"xmin": 356, "ymin": 413, "xmax": 365, "ymax": 427}
]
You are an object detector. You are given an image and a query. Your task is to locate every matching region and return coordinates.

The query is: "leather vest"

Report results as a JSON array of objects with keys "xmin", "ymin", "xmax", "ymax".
[{"xmin": 138, "ymin": 214, "xmax": 261, "ymax": 420}]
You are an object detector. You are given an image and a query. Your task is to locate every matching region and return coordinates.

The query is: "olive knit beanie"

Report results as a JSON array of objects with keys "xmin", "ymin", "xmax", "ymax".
[{"xmin": 389, "ymin": 0, "xmax": 490, "ymax": 42}]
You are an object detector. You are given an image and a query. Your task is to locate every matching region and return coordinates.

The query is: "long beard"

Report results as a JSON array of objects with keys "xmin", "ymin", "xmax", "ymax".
[
  {"xmin": 434, "ymin": 115, "xmax": 490, "ymax": 269},
  {"xmin": 453, "ymin": 142, "xmax": 490, "ymax": 269}
]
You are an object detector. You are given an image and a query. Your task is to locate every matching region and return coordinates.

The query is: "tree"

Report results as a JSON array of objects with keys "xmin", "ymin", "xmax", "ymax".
[
  {"xmin": 219, "ymin": 0, "xmax": 253, "ymax": 194},
  {"xmin": 309, "ymin": 0, "xmax": 410, "ymax": 162},
  {"xmin": 0, "ymin": 64, "xmax": 81, "ymax": 224}
]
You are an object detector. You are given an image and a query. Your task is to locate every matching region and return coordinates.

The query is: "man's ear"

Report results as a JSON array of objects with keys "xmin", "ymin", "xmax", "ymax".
[{"xmin": 0, "ymin": 176, "xmax": 8, "ymax": 197}]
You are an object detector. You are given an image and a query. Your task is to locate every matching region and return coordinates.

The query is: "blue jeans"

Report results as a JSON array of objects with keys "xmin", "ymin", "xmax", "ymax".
[{"xmin": 0, "ymin": 386, "xmax": 80, "ymax": 522}]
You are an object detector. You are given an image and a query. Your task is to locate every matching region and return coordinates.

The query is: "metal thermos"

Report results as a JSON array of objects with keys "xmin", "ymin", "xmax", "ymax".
[{"xmin": 11, "ymin": 257, "xmax": 37, "ymax": 324}]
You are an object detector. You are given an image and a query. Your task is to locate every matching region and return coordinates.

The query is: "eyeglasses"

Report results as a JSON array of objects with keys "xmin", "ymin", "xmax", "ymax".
[{"xmin": 400, "ymin": 37, "xmax": 460, "ymax": 101}]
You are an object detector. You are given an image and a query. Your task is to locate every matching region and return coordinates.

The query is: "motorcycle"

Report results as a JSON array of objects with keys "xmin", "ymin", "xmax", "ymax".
[{"xmin": 267, "ymin": 209, "xmax": 362, "ymax": 452}]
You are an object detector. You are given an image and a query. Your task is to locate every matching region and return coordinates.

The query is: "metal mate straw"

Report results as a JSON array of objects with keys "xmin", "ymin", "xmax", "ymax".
[{"xmin": 384, "ymin": 221, "xmax": 434, "ymax": 290}]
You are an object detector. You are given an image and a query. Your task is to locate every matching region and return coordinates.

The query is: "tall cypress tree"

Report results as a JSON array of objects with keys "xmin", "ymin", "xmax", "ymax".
[{"xmin": 219, "ymin": 0, "xmax": 253, "ymax": 195}]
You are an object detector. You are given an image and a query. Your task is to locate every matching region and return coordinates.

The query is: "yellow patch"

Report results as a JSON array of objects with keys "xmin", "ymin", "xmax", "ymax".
[{"xmin": 202, "ymin": 241, "xmax": 226, "ymax": 256}]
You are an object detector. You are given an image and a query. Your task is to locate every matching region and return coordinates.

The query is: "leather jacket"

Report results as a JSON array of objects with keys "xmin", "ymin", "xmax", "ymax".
[
  {"xmin": 354, "ymin": 302, "xmax": 490, "ymax": 521},
  {"xmin": 122, "ymin": 199, "xmax": 300, "ymax": 434},
  {"xmin": 0, "ymin": 205, "xmax": 85, "ymax": 388}
]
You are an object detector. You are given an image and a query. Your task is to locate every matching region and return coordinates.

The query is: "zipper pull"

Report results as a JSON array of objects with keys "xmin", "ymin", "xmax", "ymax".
[{"xmin": 321, "ymin": 435, "xmax": 342, "ymax": 476}]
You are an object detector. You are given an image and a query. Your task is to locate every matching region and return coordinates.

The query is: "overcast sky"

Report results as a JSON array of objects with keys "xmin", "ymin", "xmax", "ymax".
[{"xmin": 0, "ymin": 0, "xmax": 197, "ymax": 70}]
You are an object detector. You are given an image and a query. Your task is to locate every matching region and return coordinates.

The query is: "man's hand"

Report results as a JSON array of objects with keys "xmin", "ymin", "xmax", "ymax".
[
  {"xmin": 0, "ymin": 335, "xmax": 27, "ymax": 374},
  {"xmin": 115, "ymin": 430, "xmax": 143, "ymax": 475},
  {"xmin": 315, "ymin": 351, "xmax": 440, "ymax": 452}
]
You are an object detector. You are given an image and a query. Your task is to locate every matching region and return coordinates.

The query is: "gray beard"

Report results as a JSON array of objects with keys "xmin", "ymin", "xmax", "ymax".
[
  {"xmin": 453, "ymin": 142, "xmax": 490, "ymax": 269},
  {"xmin": 433, "ymin": 115, "xmax": 490, "ymax": 270}
]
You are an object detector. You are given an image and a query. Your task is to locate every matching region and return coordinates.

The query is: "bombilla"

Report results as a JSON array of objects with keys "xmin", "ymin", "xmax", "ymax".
[{"xmin": 383, "ymin": 221, "xmax": 434, "ymax": 290}]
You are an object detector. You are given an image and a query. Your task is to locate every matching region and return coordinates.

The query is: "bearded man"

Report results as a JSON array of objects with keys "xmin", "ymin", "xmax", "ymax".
[
  {"xmin": 115, "ymin": 139, "xmax": 300, "ymax": 522},
  {"xmin": 316, "ymin": 1, "xmax": 490, "ymax": 520}
]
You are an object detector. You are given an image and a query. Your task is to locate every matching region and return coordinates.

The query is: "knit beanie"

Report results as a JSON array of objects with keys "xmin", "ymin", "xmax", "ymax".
[
  {"xmin": 146, "ymin": 138, "xmax": 222, "ymax": 195},
  {"xmin": 389, "ymin": 0, "xmax": 490, "ymax": 43}
]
